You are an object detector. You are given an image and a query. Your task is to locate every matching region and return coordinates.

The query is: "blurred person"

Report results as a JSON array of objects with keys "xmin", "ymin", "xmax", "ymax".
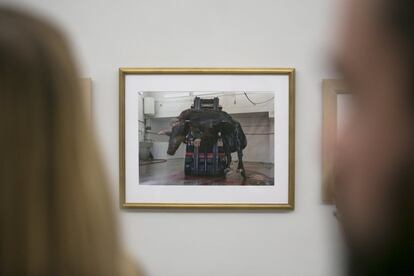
[
  {"xmin": 0, "ymin": 7, "xmax": 141, "ymax": 276},
  {"xmin": 334, "ymin": 0, "xmax": 414, "ymax": 275}
]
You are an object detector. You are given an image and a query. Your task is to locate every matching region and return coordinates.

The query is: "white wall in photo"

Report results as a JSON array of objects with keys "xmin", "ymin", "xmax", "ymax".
[
  {"xmin": 5, "ymin": 0, "xmax": 344, "ymax": 275},
  {"xmin": 142, "ymin": 92, "xmax": 275, "ymax": 163},
  {"xmin": 144, "ymin": 92, "xmax": 274, "ymax": 118}
]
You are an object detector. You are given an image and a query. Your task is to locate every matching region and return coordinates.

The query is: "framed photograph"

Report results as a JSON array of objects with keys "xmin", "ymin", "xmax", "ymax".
[
  {"xmin": 322, "ymin": 79, "xmax": 351, "ymax": 204},
  {"xmin": 120, "ymin": 68, "xmax": 295, "ymax": 209}
]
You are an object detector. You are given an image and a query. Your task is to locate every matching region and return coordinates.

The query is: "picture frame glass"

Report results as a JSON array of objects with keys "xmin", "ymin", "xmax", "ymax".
[{"xmin": 120, "ymin": 69, "xmax": 295, "ymax": 209}]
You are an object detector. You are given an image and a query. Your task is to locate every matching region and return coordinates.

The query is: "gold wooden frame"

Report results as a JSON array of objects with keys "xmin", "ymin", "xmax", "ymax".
[
  {"xmin": 322, "ymin": 79, "xmax": 348, "ymax": 204},
  {"xmin": 119, "ymin": 68, "xmax": 295, "ymax": 209}
]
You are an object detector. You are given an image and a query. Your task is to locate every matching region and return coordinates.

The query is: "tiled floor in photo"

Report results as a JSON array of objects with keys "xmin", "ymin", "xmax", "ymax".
[{"xmin": 139, "ymin": 158, "xmax": 274, "ymax": 186}]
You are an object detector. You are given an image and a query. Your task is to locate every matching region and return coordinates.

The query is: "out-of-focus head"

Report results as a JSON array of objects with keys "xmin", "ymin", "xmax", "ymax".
[
  {"xmin": 335, "ymin": 0, "xmax": 414, "ymax": 272},
  {"xmin": 0, "ymin": 7, "xmax": 139, "ymax": 276}
]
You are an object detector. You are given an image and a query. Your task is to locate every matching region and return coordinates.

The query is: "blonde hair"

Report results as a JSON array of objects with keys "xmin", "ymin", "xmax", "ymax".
[{"xmin": 0, "ymin": 7, "xmax": 138, "ymax": 276}]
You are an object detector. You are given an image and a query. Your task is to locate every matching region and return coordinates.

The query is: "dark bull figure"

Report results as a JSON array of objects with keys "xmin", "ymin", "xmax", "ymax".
[{"xmin": 163, "ymin": 108, "xmax": 247, "ymax": 178}]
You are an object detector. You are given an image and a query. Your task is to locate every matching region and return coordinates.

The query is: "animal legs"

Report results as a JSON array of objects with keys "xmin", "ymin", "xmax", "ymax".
[
  {"xmin": 237, "ymin": 149, "xmax": 246, "ymax": 179},
  {"xmin": 224, "ymin": 150, "xmax": 232, "ymax": 174},
  {"xmin": 222, "ymin": 139, "xmax": 232, "ymax": 174}
]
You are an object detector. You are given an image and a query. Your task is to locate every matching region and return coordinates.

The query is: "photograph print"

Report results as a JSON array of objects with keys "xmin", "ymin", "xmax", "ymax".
[
  {"xmin": 139, "ymin": 92, "xmax": 275, "ymax": 186},
  {"xmin": 120, "ymin": 68, "xmax": 295, "ymax": 209}
]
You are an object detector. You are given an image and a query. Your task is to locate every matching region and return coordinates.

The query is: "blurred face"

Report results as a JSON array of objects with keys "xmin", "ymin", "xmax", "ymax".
[{"xmin": 335, "ymin": 0, "xmax": 413, "ymax": 252}]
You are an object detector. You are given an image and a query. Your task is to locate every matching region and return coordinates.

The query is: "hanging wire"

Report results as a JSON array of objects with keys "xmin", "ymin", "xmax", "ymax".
[
  {"xmin": 243, "ymin": 92, "xmax": 274, "ymax": 105},
  {"xmin": 142, "ymin": 91, "xmax": 275, "ymax": 103}
]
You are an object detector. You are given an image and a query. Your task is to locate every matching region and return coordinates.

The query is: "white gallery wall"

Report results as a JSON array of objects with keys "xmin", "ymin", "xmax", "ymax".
[{"xmin": 2, "ymin": 0, "xmax": 344, "ymax": 275}]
